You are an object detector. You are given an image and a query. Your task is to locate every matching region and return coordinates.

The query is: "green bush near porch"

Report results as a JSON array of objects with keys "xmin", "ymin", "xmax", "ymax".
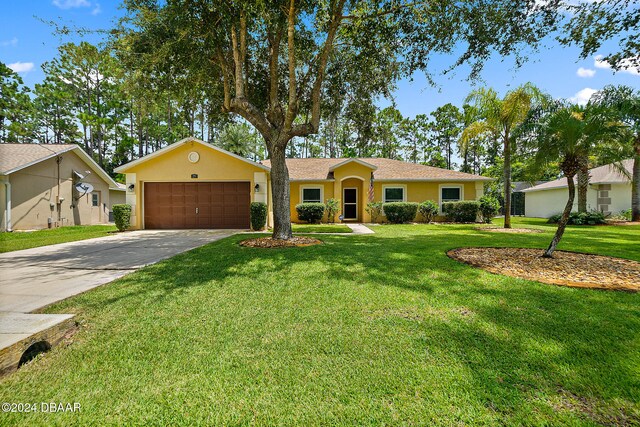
[
  {"xmin": 296, "ymin": 203, "xmax": 326, "ymax": 223},
  {"xmin": 383, "ymin": 202, "xmax": 418, "ymax": 223},
  {"xmin": 443, "ymin": 201, "xmax": 480, "ymax": 223}
]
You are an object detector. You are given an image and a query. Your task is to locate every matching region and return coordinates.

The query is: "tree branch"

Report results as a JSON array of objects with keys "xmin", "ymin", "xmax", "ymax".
[
  {"xmin": 284, "ymin": 0, "xmax": 298, "ymax": 134},
  {"xmin": 230, "ymin": 21, "xmax": 245, "ymax": 98},
  {"xmin": 267, "ymin": 27, "xmax": 284, "ymax": 127},
  {"xmin": 308, "ymin": 0, "xmax": 346, "ymax": 133}
]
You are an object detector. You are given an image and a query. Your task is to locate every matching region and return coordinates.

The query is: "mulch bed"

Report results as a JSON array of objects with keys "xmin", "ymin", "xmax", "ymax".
[
  {"xmin": 448, "ymin": 247, "xmax": 640, "ymax": 292},
  {"xmin": 239, "ymin": 236, "xmax": 323, "ymax": 248},
  {"xmin": 475, "ymin": 226, "xmax": 544, "ymax": 234}
]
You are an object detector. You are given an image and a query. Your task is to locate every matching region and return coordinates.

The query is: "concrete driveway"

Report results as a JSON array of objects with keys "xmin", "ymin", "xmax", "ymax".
[{"xmin": 0, "ymin": 229, "xmax": 238, "ymax": 313}]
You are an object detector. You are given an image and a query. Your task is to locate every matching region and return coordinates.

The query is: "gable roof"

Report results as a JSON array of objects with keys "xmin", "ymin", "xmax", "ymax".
[
  {"xmin": 522, "ymin": 159, "xmax": 633, "ymax": 193},
  {"xmin": 0, "ymin": 143, "xmax": 121, "ymax": 190},
  {"xmin": 114, "ymin": 137, "xmax": 270, "ymax": 173},
  {"xmin": 328, "ymin": 158, "xmax": 378, "ymax": 172},
  {"xmin": 262, "ymin": 157, "xmax": 491, "ymax": 181}
]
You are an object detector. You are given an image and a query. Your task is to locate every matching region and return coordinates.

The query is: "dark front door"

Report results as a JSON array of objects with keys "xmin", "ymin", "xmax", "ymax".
[
  {"xmin": 144, "ymin": 182, "xmax": 250, "ymax": 229},
  {"xmin": 343, "ymin": 188, "xmax": 358, "ymax": 220}
]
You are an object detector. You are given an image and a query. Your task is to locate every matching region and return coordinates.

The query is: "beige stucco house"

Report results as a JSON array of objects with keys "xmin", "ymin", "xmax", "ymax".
[
  {"xmin": 114, "ymin": 137, "xmax": 491, "ymax": 229},
  {"xmin": 0, "ymin": 144, "xmax": 125, "ymax": 231},
  {"xmin": 522, "ymin": 160, "xmax": 633, "ymax": 218}
]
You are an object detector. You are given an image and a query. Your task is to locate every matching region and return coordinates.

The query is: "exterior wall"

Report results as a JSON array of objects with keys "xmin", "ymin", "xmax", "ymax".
[
  {"xmin": 290, "ymin": 181, "xmax": 335, "ymax": 223},
  {"xmin": 289, "ymin": 177, "xmax": 482, "ymax": 223},
  {"xmin": 124, "ymin": 141, "xmax": 266, "ymax": 229},
  {"xmin": 8, "ymin": 151, "xmax": 111, "ymax": 230},
  {"xmin": 109, "ymin": 189, "xmax": 126, "ymax": 207},
  {"xmin": 523, "ymin": 184, "xmax": 633, "ymax": 218}
]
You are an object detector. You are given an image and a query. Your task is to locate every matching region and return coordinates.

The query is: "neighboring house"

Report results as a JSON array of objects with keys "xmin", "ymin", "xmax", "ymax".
[
  {"xmin": 503, "ymin": 181, "xmax": 546, "ymax": 216},
  {"xmin": 114, "ymin": 137, "xmax": 491, "ymax": 229},
  {"xmin": 0, "ymin": 144, "xmax": 125, "ymax": 231},
  {"xmin": 522, "ymin": 160, "xmax": 632, "ymax": 218}
]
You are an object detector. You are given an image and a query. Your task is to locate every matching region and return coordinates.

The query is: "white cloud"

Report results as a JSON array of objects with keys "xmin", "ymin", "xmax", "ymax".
[
  {"xmin": 1, "ymin": 37, "xmax": 18, "ymax": 47},
  {"xmin": 91, "ymin": 2, "xmax": 101, "ymax": 15},
  {"xmin": 576, "ymin": 67, "xmax": 595, "ymax": 78},
  {"xmin": 52, "ymin": 0, "xmax": 90, "ymax": 9},
  {"xmin": 8, "ymin": 62, "xmax": 34, "ymax": 73},
  {"xmin": 569, "ymin": 88, "xmax": 598, "ymax": 106},
  {"xmin": 594, "ymin": 55, "xmax": 639, "ymax": 76}
]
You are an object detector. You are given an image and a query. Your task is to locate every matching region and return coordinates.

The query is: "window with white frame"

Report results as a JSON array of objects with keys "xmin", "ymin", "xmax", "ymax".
[
  {"xmin": 301, "ymin": 187, "xmax": 322, "ymax": 203},
  {"xmin": 383, "ymin": 186, "xmax": 405, "ymax": 202},
  {"xmin": 440, "ymin": 186, "xmax": 462, "ymax": 203},
  {"xmin": 92, "ymin": 193, "xmax": 100, "ymax": 207}
]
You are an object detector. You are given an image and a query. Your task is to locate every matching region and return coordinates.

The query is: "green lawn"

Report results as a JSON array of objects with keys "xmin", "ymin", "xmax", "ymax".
[
  {"xmin": 1, "ymin": 218, "xmax": 638, "ymax": 425},
  {"xmin": 292, "ymin": 223, "xmax": 352, "ymax": 233},
  {"xmin": 0, "ymin": 225, "xmax": 117, "ymax": 253}
]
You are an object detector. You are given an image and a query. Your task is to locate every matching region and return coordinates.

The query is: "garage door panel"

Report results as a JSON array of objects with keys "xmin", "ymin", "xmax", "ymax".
[{"xmin": 144, "ymin": 182, "xmax": 250, "ymax": 229}]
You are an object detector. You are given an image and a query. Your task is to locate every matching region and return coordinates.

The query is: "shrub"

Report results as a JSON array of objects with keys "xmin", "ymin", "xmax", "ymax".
[
  {"xmin": 547, "ymin": 211, "xmax": 606, "ymax": 225},
  {"xmin": 112, "ymin": 204, "xmax": 132, "ymax": 231},
  {"xmin": 418, "ymin": 200, "xmax": 439, "ymax": 223},
  {"xmin": 296, "ymin": 203, "xmax": 325, "ymax": 223},
  {"xmin": 478, "ymin": 195, "xmax": 500, "ymax": 224},
  {"xmin": 325, "ymin": 198, "xmax": 340, "ymax": 223},
  {"xmin": 250, "ymin": 202, "xmax": 267, "ymax": 230},
  {"xmin": 366, "ymin": 202, "xmax": 384, "ymax": 222},
  {"xmin": 383, "ymin": 202, "xmax": 419, "ymax": 224},
  {"xmin": 442, "ymin": 201, "xmax": 479, "ymax": 223}
]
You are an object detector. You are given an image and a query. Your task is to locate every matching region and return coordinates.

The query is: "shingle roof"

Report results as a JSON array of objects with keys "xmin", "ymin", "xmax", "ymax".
[
  {"xmin": 0, "ymin": 143, "xmax": 77, "ymax": 175},
  {"xmin": 522, "ymin": 159, "xmax": 633, "ymax": 193},
  {"xmin": 262, "ymin": 157, "xmax": 491, "ymax": 181}
]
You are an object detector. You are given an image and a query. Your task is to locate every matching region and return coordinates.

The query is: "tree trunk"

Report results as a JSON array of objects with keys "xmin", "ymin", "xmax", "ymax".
[
  {"xmin": 543, "ymin": 172, "xmax": 576, "ymax": 258},
  {"xmin": 268, "ymin": 142, "xmax": 293, "ymax": 240},
  {"xmin": 503, "ymin": 136, "xmax": 512, "ymax": 228},
  {"xmin": 577, "ymin": 156, "xmax": 589, "ymax": 213},
  {"xmin": 632, "ymin": 140, "xmax": 640, "ymax": 222}
]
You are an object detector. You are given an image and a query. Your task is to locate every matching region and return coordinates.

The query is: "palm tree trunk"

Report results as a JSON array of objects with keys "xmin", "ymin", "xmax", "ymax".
[
  {"xmin": 632, "ymin": 140, "xmax": 640, "ymax": 222},
  {"xmin": 543, "ymin": 173, "xmax": 576, "ymax": 258},
  {"xmin": 503, "ymin": 136, "xmax": 512, "ymax": 228},
  {"xmin": 577, "ymin": 156, "xmax": 589, "ymax": 213}
]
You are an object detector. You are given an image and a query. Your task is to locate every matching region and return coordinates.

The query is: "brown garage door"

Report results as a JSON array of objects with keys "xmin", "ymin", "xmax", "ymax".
[{"xmin": 144, "ymin": 182, "xmax": 250, "ymax": 229}]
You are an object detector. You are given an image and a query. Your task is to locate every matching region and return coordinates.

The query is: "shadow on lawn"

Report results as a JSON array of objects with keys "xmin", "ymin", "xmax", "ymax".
[{"xmin": 49, "ymin": 229, "xmax": 640, "ymax": 422}]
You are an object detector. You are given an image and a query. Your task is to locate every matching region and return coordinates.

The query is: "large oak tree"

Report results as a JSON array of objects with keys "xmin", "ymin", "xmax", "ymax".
[{"xmin": 115, "ymin": 0, "xmax": 560, "ymax": 239}]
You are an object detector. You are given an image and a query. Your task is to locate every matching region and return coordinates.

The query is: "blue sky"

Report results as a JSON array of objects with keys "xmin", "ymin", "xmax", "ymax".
[{"xmin": 1, "ymin": 0, "xmax": 639, "ymax": 120}]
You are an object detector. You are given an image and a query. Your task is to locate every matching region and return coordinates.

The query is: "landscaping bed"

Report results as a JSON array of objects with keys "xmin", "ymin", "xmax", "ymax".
[
  {"xmin": 448, "ymin": 247, "xmax": 640, "ymax": 292},
  {"xmin": 240, "ymin": 236, "xmax": 323, "ymax": 248}
]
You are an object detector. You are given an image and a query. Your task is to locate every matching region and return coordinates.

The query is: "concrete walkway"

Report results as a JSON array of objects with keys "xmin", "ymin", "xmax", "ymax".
[
  {"xmin": 346, "ymin": 223, "xmax": 375, "ymax": 234},
  {"xmin": 0, "ymin": 229, "xmax": 237, "ymax": 373}
]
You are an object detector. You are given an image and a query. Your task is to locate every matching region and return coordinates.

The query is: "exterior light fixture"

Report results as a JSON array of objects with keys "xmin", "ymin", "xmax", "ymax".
[
  {"xmin": 128, "ymin": 183, "xmax": 135, "ymax": 192},
  {"xmin": 254, "ymin": 184, "xmax": 260, "ymax": 193}
]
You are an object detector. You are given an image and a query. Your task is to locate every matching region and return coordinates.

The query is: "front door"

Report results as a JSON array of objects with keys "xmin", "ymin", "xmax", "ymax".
[{"xmin": 343, "ymin": 188, "xmax": 358, "ymax": 220}]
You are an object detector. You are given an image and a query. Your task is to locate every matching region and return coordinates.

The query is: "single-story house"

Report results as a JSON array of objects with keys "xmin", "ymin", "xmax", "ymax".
[
  {"xmin": 522, "ymin": 159, "xmax": 633, "ymax": 218},
  {"xmin": 0, "ymin": 144, "xmax": 125, "ymax": 231},
  {"xmin": 114, "ymin": 137, "xmax": 492, "ymax": 229}
]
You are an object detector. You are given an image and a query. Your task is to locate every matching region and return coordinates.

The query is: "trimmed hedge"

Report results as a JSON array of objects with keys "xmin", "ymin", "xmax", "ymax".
[
  {"xmin": 547, "ymin": 211, "xmax": 606, "ymax": 225},
  {"xmin": 383, "ymin": 202, "xmax": 418, "ymax": 224},
  {"xmin": 250, "ymin": 202, "xmax": 267, "ymax": 230},
  {"xmin": 296, "ymin": 203, "xmax": 325, "ymax": 223},
  {"xmin": 442, "ymin": 201, "xmax": 479, "ymax": 223},
  {"xmin": 478, "ymin": 195, "xmax": 500, "ymax": 224},
  {"xmin": 112, "ymin": 204, "xmax": 132, "ymax": 231},
  {"xmin": 418, "ymin": 200, "xmax": 439, "ymax": 223}
]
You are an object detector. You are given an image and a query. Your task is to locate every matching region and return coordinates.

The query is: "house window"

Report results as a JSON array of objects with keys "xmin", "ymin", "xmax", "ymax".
[
  {"xmin": 301, "ymin": 187, "xmax": 322, "ymax": 203},
  {"xmin": 441, "ymin": 187, "xmax": 461, "ymax": 203},
  {"xmin": 383, "ymin": 186, "xmax": 405, "ymax": 202},
  {"xmin": 92, "ymin": 193, "xmax": 99, "ymax": 207}
]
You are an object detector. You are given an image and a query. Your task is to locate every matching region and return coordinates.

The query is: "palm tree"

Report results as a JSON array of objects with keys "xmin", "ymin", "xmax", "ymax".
[
  {"xmin": 461, "ymin": 83, "xmax": 542, "ymax": 228},
  {"xmin": 592, "ymin": 85, "xmax": 640, "ymax": 221},
  {"xmin": 523, "ymin": 101, "xmax": 622, "ymax": 257}
]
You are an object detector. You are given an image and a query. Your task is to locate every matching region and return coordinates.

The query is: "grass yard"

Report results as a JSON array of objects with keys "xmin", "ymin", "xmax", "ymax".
[
  {"xmin": 292, "ymin": 223, "xmax": 352, "ymax": 233},
  {"xmin": 1, "ymin": 218, "xmax": 638, "ymax": 425},
  {"xmin": 0, "ymin": 225, "xmax": 117, "ymax": 253}
]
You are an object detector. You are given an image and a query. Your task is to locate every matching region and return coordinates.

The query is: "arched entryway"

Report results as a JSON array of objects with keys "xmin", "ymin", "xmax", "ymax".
[{"xmin": 341, "ymin": 177, "xmax": 364, "ymax": 221}]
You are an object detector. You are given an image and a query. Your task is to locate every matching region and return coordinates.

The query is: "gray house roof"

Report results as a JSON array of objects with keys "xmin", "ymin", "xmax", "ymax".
[{"xmin": 522, "ymin": 159, "xmax": 633, "ymax": 193}]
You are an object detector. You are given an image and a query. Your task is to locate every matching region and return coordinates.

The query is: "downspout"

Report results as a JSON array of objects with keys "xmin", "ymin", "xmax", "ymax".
[{"xmin": 4, "ymin": 180, "xmax": 11, "ymax": 232}]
